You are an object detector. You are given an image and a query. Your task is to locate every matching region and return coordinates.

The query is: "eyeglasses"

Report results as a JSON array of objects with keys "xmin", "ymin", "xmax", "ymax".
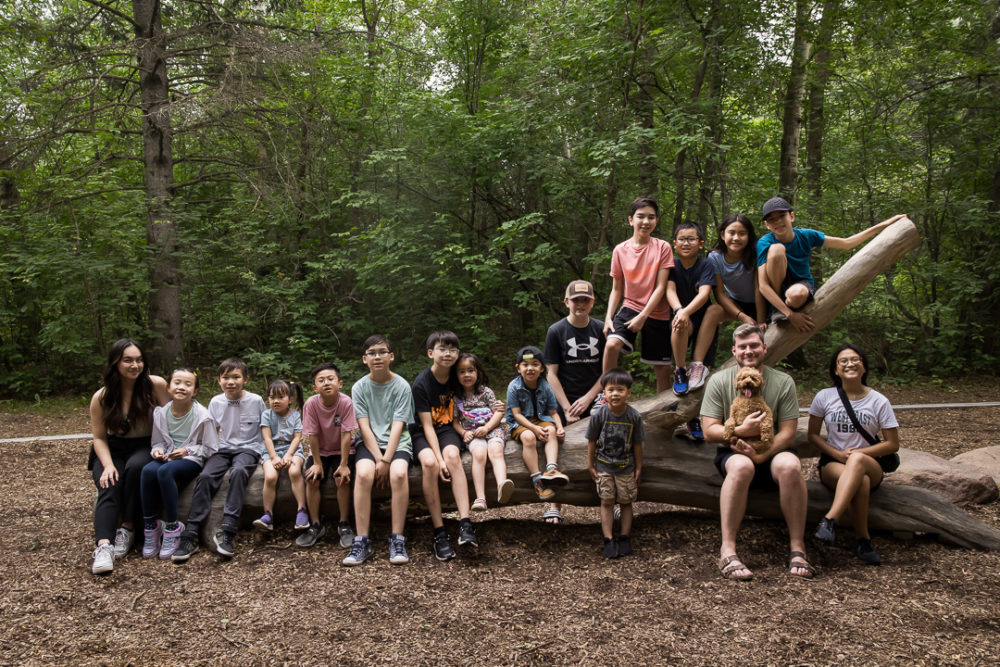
[
  {"xmin": 675, "ymin": 237, "xmax": 701, "ymax": 245},
  {"xmin": 365, "ymin": 349, "xmax": 391, "ymax": 358},
  {"xmin": 837, "ymin": 357, "xmax": 862, "ymax": 366},
  {"xmin": 434, "ymin": 347, "xmax": 459, "ymax": 356}
]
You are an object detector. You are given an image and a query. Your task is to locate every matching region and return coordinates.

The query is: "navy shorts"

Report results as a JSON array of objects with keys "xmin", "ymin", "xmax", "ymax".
[
  {"xmin": 608, "ymin": 306, "xmax": 671, "ymax": 365},
  {"xmin": 355, "ymin": 446, "xmax": 413, "ymax": 465},
  {"xmin": 305, "ymin": 452, "xmax": 354, "ymax": 480}
]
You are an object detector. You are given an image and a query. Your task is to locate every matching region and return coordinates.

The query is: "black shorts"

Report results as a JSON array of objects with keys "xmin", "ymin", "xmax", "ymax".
[
  {"xmin": 608, "ymin": 306, "xmax": 671, "ymax": 365},
  {"xmin": 714, "ymin": 446, "xmax": 799, "ymax": 492},
  {"xmin": 817, "ymin": 452, "xmax": 899, "ymax": 490},
  {"xmin": 733, "ymin": 299, "xmax": 757, "ymax": 318},
  {"xmin": 305, "ymin": 452, "xmax": 355, "ymax": 479},
  {"xmin": 354, "ymin": 446, "xmax": 412, "ymax": 465},
  {"xmin": 412, "ymin": 424, "xmax": 463, "ymax": 456}
]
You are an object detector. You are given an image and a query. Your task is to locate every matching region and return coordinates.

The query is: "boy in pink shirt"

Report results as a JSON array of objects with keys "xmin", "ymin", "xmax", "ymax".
[
  {"xmin": 603, "ymin": 197, "xmax": 675, "ymax": 392},
  {"xmin": 296, "ymin": 362, "xmax": 358, "ymax": 549}
]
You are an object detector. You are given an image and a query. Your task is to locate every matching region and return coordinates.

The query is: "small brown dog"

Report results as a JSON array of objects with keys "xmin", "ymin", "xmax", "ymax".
[{"xmin": 722, "ymin": 367, "xmax": 774, "ymax": 454}]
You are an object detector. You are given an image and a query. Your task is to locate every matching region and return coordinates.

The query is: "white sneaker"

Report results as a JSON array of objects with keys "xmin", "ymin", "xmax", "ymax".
[
  {"xmin": 92, "ymin": 543, "xmax": 114, "ymax": 574},
  {"xmin": 113, "ymin": 527, "xmax": 134, "ymax": 559},
  {"xmin": 687, "ymin": 362, "xmax": 707, "ymax": 390}
]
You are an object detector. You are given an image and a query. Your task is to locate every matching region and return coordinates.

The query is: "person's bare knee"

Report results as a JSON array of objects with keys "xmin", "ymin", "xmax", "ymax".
[{"xmin": 785, "ymin": 284, "xmax": 809, "ymax": 309}]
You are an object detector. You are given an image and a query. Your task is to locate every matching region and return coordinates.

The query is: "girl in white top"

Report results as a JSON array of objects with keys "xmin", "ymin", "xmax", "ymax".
[
  {"xmin": 808, "ymin": 345, "xmax": 900, "ymax": 565},
  {"xmin": 691, "ymin": 214, "xmax": 768, "ymax": 377},
  {"xmin": 140, "ymin": 368, "xmax": 219, "ymax": 559}
]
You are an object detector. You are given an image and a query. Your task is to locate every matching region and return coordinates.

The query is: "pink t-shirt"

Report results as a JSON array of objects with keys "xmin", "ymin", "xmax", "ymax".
[
  {"xmin": 301, "ymin": 393, "xmax": 358, "ymax": 457},
  {"xmin": 610, "ymin": 236, "xmax": 674, "ymax": 320}
]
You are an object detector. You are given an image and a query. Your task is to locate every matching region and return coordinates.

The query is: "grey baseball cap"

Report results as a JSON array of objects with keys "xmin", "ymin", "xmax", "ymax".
[{"xmin": 762, "ymin": 196, "xmax": 792, "ymax": 221}]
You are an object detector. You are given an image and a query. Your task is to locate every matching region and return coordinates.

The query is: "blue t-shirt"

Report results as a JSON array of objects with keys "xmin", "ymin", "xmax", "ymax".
[
  {"xmin": 756, "ymin": 228, "xmax": 825, "ymax": 284},
  {"xmin": 504, "ymin": 376, "xmax": 558, "ymax": 430},
  {"xmin": 668, "ymin": 256, "xmax": 715, "ymax": 316}
]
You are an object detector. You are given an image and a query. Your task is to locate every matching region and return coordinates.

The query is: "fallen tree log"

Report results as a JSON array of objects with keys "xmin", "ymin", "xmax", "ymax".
[{"xmin": 179, "ymin": 215, "xmax": 1000, "ymax": 550}]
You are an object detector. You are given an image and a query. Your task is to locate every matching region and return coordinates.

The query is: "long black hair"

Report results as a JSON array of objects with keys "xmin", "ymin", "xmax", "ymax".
[
  {"xmin": 100, "ymin": 338, "xmax": 156, "ymax": 434},
  {"xmin": 712, "ymin": 213, "xmax": 758, "ymax": 272},
  {"xmin": 828, "ymin": 344, "xmax": 870, "ymax": 387}
]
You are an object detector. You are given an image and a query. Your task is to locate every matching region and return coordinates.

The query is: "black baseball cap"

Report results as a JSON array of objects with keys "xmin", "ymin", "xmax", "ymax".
[{"xmin": 762, "ymin": 196, "xmax": 792, "ymax": 221}]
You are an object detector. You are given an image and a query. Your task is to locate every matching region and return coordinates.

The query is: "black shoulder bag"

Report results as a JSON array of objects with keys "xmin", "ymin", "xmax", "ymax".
[{"xmin": 836, "ymin": 386, "xmax": 899, "ymax": 473}]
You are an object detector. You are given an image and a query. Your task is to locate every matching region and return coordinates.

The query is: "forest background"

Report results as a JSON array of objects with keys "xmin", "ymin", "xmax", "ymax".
[{"xmin": 1, "ymin": 0, "xmax": 998, "ymax": 397}]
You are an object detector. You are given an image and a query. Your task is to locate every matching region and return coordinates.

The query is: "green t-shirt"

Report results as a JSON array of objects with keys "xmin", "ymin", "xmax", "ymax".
[
  {"xmin": 700, "ymin": 365, "xmax": 799, "ymax": 426},
  {"xmin": 351, "ymin": 373, "xmax": 414, "ymax": 454},
  {"xmin": 165, "ymin": 401, "xmax": 197, "ymax": 450}
]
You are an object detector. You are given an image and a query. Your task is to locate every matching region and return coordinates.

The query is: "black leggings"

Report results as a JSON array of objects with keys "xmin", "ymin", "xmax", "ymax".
[{"xmin": 90, "ymin": 436, "xmax": 152, "ymax": 544}]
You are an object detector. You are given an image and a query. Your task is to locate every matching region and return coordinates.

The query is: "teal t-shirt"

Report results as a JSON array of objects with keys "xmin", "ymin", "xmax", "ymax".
[
  {"xmin": 165, "ymin": 401, "xmax": 197, "ymax": 450},
  {"xmin": 756, "ymin": 228, "xmax": 825, "ymax": 284},
  {"xmin": 351, "ymin": 373, "xmax": 414, "ymax": 453}
]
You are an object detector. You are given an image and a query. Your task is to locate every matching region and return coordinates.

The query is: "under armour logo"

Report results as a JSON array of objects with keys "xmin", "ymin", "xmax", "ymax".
[{"xmin": 566, "ymin": 337, "xmax": 599, "ymax": 358}]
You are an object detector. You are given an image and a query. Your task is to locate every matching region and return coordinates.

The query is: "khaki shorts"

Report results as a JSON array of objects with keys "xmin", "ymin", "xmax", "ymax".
[
  {"xmin": 596, "ymin": 471, "xmax": 638, "ymax": 503},
  {"xmin": 511, "ymin": 418, "xmax": 555, "ymax": 443}
]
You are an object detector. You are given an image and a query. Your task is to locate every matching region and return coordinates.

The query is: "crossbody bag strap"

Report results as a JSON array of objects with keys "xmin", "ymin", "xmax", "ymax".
[{"xmin": 835, "ymin": 385, "xmax": 880, "ymax": 446}]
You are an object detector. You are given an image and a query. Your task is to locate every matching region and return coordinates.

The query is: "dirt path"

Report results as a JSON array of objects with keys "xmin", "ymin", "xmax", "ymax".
[{"xmin": 2, "ymin": 378, "xmax": 998, "ymax": 665}]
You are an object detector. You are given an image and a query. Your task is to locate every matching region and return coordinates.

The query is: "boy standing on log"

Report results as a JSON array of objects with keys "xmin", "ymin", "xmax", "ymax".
[
  {"xmin": 602, "ymin": 197, "xmax": 674, "ymax": 392},
  {"xmin": 172, "ymin": 358, "xmax": 265, "ymax": 563},
  {"xmin": 757, "ymin": 197, "xmax": 905, "ymax": 333},
  {"xmin": 587, "ymin": 368, "xmax": 644, "ymax": 559},
  {"xmin": 699, "ymin": 324, "xmax": 811, "ymax": 580}
]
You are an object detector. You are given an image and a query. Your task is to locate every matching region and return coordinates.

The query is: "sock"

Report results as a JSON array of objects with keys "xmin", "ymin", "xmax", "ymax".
[
  {"xmin": 164, "ymin": 521, "xmax": 179, "ymax": 532},
  {"xmin": 619, "ymin": 534, "xmax": 630, "ymax": 542},
  {"xmin": 460, "ymin": 517, "xmax": 472, "ymax": 528},
  {"xmin": 434, "ymin": 525, "xmax": 447, "ymax": 537},
  {"xmin": 546, "ymin": 463, "xmax": 557, "ymax": 472},
  {"xmin": 531, "ymin": 472, "xmax": 542, "ymax": 483},
  {"xmin": 603, "ymin": 537, "xmax": 613, "ymax": 544},
  {"xmin": 144, "ymin": 519, "xmax": 158, "ymax": 531}
]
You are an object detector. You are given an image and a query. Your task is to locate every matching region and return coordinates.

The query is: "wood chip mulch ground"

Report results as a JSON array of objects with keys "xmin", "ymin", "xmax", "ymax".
[{"xmin": 1, "ymin": 377, "xmax": 998, "ymax": 665}]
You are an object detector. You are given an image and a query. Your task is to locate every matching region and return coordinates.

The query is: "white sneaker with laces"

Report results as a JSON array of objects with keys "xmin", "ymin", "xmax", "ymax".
[
  {"xmin": 92, "ymin": 543, "xmax": 115, "ymax": 574},
  {"xmin": 687, "ymin": 362, "xmax": 707, "ymax": 390}
]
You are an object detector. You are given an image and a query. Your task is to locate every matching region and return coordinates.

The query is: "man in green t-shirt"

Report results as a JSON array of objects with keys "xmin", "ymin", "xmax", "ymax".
[{"xmin": 700, "ymin": 324, "xmax": 812, "ymax": 581}]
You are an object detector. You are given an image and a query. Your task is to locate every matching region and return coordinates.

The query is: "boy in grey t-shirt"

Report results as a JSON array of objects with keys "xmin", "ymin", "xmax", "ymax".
[
  {"xmin": 587, "ymin": 368, "xmax": 644, "ymax": 559},
  {"xmin": 172, "ymin": 358, "xmax": 265, "ymax": 563}
]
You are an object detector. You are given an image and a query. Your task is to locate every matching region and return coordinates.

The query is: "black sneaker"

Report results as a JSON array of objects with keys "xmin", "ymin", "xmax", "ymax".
[
  {"xmin": 214, "ymin": 529, "xmax": 236, "ymax": 557},
  {"xmin": 295, "ymin": 523, "xmax": 326, "ymax": 548},
  {"xmin": 617, "ymin": 535, "xmax": 632, "ymax": 557},
  {"xmin": 603, "ymin": 538, "xmax": 619, "ymax": 559},
  {"xmin": 171, "ymin": 535, "xmax": 199, "ymax": 563},
  {"xmin": 433, "ymin": 530, "xmax": 456, "ymax": 561},
  {"xmin": 815, "ymin": 517, "xmax": 837, "ymax": 544},
  {"xmin": 854, "ymin": 538, "xmax": 881, "ymax": 565},
  {"xmin": 458, "ymin": 520, "xmax": 478, "ymax": 549}
]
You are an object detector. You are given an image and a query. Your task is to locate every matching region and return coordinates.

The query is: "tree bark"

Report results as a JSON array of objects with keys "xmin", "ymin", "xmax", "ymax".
[
  {"xmin": 778, "ymin": 0, "xmax": 812, "ymax": 202},
  {"xmin": 805, "ymin": 0, "xmax": 839, "ymax": 197},
  {"xmin": 133, "ymin": 0, "xmax": 182, "ymax": 370}
]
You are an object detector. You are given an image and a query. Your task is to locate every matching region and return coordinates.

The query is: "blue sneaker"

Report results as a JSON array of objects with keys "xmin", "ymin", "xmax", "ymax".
[
  {"xmin": 388, "ymin": 534, "xmax": 410, "ymax": 565},
  {"xmin": 686, "ymin": 418, "xmax": 704, "ymax": 441},
  {"xmin": 342, "ymin": 536, "xmax": 373, "ymax": 566},
  {"xmin": 672, "ymin": 367, "xmax": 689, "ymax": 395}
]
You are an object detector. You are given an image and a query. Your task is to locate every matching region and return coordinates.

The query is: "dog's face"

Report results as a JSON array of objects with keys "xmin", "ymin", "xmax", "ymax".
[{"xmin": 734, "ymin": 367, "xmax": 764, "ymax": 398}]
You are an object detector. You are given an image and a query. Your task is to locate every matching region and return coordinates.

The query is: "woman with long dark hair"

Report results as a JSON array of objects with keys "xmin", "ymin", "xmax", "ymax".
[
  {"xmin": 807, "ymin": 344, "xmax": 900, "ymax": 565},
  {"xmin": 89, "ymin": 339, "xmax": 168, "ymax": 574}
]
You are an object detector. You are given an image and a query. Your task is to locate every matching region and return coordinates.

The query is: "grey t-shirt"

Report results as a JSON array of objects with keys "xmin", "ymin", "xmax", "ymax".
[
  {"xmin": 707, "ymin": 250, "xmax": 756, "ymax": 303},
  {"xmin": 208, "ymin": 391, "xmax": 266, "ymax": 454},
  {"xmin": 586, "ymin": 403, "xmax": 645, "ymax": 474}
]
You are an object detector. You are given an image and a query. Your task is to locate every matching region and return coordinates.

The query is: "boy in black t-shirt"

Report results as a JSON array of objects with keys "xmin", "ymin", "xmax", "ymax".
[
  {"xmin": 410, "ymin": 330, "xmax": 472, "ymax": 560},
  {"xmin": 544, "ymin": 280, "xmax": 607, "ymax": 426}
]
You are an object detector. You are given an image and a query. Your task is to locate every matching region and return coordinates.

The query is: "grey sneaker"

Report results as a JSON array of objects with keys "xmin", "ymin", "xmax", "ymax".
[
  {"xmin": 296, "ymin": 523, "xmax": 326, "ymax": 548},
  {"xmin": 91, "ymin": 543, "xmax": 115, "ymax": 574},
  {"xmin": 159, "ymin": 522, "xmax": 184, "ymax": 560},
  {"xmin": 855, "ymin": 538, "xmax": 881, "ymax": 565},
  {"xmin": 388, "ymin": 534, "xmax": 410, "ymax": 565},
  {"xmin": 337, "ymin": 521, "xmax": 355, "ymax": 549},
  {"xmin": 113, "ymin": 527, "xmax": 134, "ymax": 559},
  {"xmin": 687, "ymin": 362, "xmax": 707, "ymax": 390},
  {"xmin": 170, "ymin": 535, "xmax": 199, "ymax": 563},
  {"xmin": 815, "ymin": 517, "xmax": 837, "ymax": 544},
  {"xmin": 432, "ymin": 530, "xmax": 456, "ymax": 561},
  {"xmin": 342, "ymin": 536, "xmax": 373, "ymax": 566},
  {"xmin": 214, "ymin": 529, "xmax": 236, "ymax": 557}
]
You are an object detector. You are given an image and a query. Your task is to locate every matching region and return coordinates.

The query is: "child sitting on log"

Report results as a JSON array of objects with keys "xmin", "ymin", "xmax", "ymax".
[
  {"xmin": 252, "ymin": 379, "xmax": 307, "ymax": 536},
  {"xmin": 757, "ymin": 197, "xmax": 905, "ymax": 333},
  {"xmin": 587, "ymin": 368, "xmax": 644, "ymax": 559}
]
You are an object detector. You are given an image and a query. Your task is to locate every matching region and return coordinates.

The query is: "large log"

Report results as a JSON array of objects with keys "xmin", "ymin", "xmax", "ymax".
[{"xmin": 181, "ymin": 216, "xmax": 1000, "ymax": 550}]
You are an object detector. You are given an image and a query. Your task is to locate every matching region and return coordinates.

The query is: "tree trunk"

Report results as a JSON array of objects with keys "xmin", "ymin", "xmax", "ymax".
[
  {"xmin": 805, "ymin": 0, "xmax": 838, "ymax": 197},
  {"xmin": 133, "ymin": 0, "xmax": 182, "ymax": 370},
  {"xmin": 778, "ymin": 0, "xmax": 812, "ymax": 202}
]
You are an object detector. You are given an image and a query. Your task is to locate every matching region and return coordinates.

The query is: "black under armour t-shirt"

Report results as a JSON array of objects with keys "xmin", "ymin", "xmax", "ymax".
[{"xmin": 543, "ymin": 317, "xmax": 606, "ymax": 403}]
